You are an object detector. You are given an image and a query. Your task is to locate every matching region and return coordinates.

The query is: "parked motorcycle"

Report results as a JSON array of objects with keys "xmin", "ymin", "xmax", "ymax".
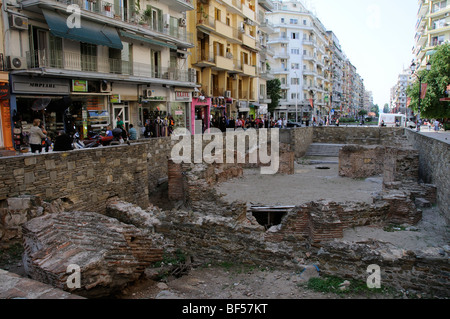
[{"xmin": 72, "ymin": 132, "xmax": 103, "ymax": 149}]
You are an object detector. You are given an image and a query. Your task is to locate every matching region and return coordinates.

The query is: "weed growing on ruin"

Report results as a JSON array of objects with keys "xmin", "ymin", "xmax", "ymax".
[
  {"xmin": 0, "ymin": 243, "xmax": 23, "ymax": 268},
  {"xmin": 152, "ymin": 249, "xmax": 189, "ymax": 281},
  {"xmin": 306, "ymin": 275, "xmax": 394, "ymax": 296},
  {"xmin": 383, "ymin": 224, "xmax": 407, "ymax": 232}
]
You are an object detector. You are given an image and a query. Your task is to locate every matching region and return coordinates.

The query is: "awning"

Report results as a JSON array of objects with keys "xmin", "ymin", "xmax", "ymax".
[
  {"xmin": 426, "ymin": 50, "xmax": 436, "ymax": 56},
  {"xmin": 120, "ymin": 30, "xmax": 177, "ymax": 50},
  {"xmin": 42, "ymin": 9, "xmax": 123, "ymax": 50}
]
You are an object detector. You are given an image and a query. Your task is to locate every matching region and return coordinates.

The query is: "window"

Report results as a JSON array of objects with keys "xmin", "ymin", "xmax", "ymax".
[
  {"xmin": 291, "ymin": 48, "xmax": 300, "ymax": 54},
  {"xmin": 303, "ymin": 19, "xmax": 307, "ymax": 25},
  {"xmin": 291, "ymin": 63, "xmax": 299, "ymax": 70},
  {"xmin": 80, "ymin": 42, "xmax": 97, "ymax": 72},
  {"xmin": 291, "ymin": 78, "xmax": 299, "ymax": 85},
  {"xmin": 215, "ymin": 8, "xmax": 221, "ymax": 21},
  {"xmin": 281, "ymin": 18, "xmax": 285, "ymax": 24},
  {"xmin": 291, "ymin": 32, "xmax": 299, "ymax": 39},
  {"xmin": 290, "ymin": 19, "xmax": 298, "ymax": 24}
]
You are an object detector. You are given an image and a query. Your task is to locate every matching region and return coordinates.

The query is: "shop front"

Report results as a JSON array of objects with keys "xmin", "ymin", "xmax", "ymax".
[
  {"xmin": 0, "ymin": 80, "xmax": 13, "ymax": 151},
  {"xmin": 10, "ymin": 75, "xmax": 72, "ymax": 150},
  {"xmin": 191, "ymin": 97, "xmax": 211, "ymax": 134},
  {"xmin": 139, "ymin": 86, "xmax": 170, "ymax": 137},
  {"xmin": 210, "ymin": 97, "xmax": 227, "ymax": 129}
]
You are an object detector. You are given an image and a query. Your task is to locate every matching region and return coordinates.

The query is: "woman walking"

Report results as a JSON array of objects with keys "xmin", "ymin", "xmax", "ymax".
[{"xmin": 29, "ymin": 119, "xmax": 47, "ymax": 153}]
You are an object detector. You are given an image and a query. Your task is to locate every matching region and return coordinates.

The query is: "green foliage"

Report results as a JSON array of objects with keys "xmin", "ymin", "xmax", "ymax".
[
  {"xmin": 267, "ymin": 78, "xmax": 282, "ymax": 115},
  {"xmin": 407, "ymin": 43, "xmax": 450, "ymax": 119},
  {"xmin": 306, "ymin": 275, "xmax": 391, "ymax": 296}
]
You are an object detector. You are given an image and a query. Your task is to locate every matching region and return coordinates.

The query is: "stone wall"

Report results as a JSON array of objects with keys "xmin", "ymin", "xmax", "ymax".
[
  {"xmin": 316, "ymin": 241, "xmax": 449, "ymax": 297},
  {"xmin": 313, "ymin": 127, "xmax": 405, "ymax": 145},
  {"xmin": 339, "ymin": 145, "xmax": 386, "ymax": 178},
  {"xmin": 281, "ymin": 127, "xmax": 314, "ymax": 158},
  {"xmin": 404, "ymin": 130, "xmax": 450, "ymax": 220}
]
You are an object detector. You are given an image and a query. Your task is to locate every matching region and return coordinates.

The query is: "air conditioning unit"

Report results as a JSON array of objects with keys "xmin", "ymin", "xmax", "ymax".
[
  {"xmin": 143, "ymin": 89, "xmax": 153, "ymax": 98},
  {"xmin": 244, "ymin": 18, "xmax": 254, "ymax": 26},
  {"xmin": 188, "ymin": 68, "xmax": 197, "ymax": 83},
  {"xmin": 100, "ymin": 80, "xmax": 111, "ymax": 92},
  {"xmin": 9, "ymin": 15, "xmax": 28, "ymax": 30},
  {"xmin": 179, "ymin": 18, "xmax": 187, "ymax": 27},
  {"xmin": 225, "ymin": 91, "xmax": 231, "ymax": 98},
  {"xmin": 6, "ymin": 56, "xmax": 27, "ymax": 70},
  {"xmin": 177, "ymin": 52, "xmax": 188, "ymax": 59}
]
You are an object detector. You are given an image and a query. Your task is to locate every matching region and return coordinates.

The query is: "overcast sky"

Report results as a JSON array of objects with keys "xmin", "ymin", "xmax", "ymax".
[{"xmin": 306, "ymin": 0, "xmax": 418, "ymax": 107}]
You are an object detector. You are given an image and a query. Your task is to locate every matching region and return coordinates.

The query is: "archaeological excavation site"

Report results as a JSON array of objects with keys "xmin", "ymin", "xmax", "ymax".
[{"xmin": 0, "ymin": 127, "xmax": 448, "ymax": 299}]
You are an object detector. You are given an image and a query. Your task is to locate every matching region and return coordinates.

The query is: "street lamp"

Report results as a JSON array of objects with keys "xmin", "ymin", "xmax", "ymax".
[{"xmin": 410, "ymin": 60, "xmax": 431, "ymax": 132}]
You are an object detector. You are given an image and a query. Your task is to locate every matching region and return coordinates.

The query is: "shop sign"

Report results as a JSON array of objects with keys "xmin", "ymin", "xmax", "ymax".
[
  {"xmin": 175, "ymin": 110, "xmax": 184, "ymax": 116},
  {"xmin": 175, "ymin": 91, "xmax": 191, "ymax": 101},
  {"xmin": 0, "ymin": 82, "xmax": 10, "ymax": 100},
  {"xmin": 11, "ymin": 76, "xmax": 70, "ymax": 94},
  {"xmin": 72, "ymin": 80, "xmax": 88, "ymax": 92},
  {"xmin": 110, "ymin": 94, "xmax": 121, "ymax": 103}
]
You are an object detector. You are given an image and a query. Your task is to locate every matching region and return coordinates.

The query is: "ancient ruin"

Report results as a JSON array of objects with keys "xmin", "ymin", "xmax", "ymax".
[{"xmin": 0, "ymin": 127, "xmax": 448, "ymax": 298}]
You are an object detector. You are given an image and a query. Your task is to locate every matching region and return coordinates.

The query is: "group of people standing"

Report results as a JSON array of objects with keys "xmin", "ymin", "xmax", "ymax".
[
  {"xmin": 210, "ymin": 116, "xmax": 287, "ymax": 132},
  {"xmin": 143, "ymin": 116, "xmax": 175, "ymax": 138}
]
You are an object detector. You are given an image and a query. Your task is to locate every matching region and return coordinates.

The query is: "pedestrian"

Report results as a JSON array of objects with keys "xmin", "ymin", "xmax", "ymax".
[
  {"xmin": 434, "ymin": 119, "xmax": 439, "ymax": 131},
  {"xmin": 53, "ymin": 130, "xmax": 73, "ymax": 152},
  {"xmin": 105, "ymin": 125, "xmax": 113, "ymax": 137},
  {"xmin": 29, "ymin": 119, "xmax": 47, "ymax": 153},
  {"xmin": 128, "ymin": 124, "xmax": 138, "ymax": 140},
  {"xmin": 116, "ymin": 116, "xmax": 128, "ymax": 140}
]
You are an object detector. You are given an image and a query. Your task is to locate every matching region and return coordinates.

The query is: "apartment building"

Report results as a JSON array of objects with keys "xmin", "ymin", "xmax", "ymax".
[
  {"xmin": 413, "ymin": 0, "xmax": 450, "ymax": 71},
  {"xmin": 187, "ymin": 0, "xmax": 273, "ymax": 131},
  {"xmin": 3, "ymin": 0, "xmax": 196, "ymax": 143},
  {"xmin": 326, "ymin": 30, "xmax": 344, "ymax": 115},
  {"xmin": 266, "ymin": 0, "xmax": 332, "ymax": 123},
  {"xmin": 391, "ymin": 69, "xmax": 413, "ymax": 116}
]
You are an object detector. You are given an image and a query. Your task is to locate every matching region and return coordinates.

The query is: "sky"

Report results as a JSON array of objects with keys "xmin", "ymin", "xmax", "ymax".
[{"xmin": 305, "ymin": 0, "xmax": 418, "ymax": 107}]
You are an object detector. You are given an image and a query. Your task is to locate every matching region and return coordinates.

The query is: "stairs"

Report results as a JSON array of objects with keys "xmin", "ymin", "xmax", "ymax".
[
  {"xmin": 305, "ymin": 143, "xmax": 345, "ymax": 157},
  {"xmin": 304, "ymin": 143, "xmax": 345, "ymax": 165}
]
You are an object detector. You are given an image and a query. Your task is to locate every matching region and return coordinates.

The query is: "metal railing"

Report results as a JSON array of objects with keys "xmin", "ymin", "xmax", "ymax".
[
  {"xmin": 54, "ymin": 0, "xmax": 193, "ymax": 44},
  {"xmin": 27, "ymin": 49, "xmax": 192, "ymax": 82}
]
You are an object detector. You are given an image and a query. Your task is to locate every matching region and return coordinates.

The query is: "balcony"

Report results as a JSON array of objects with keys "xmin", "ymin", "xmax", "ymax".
[
  {"xmin": 26, "ymin": 49, "xmax": 193, "ymax": 83},
  {"xmin": 163, "ymin": 0, "xmax": 194, "ymax": 12},
  {"xmin": 213, "ymin": 55, "xmax": 235, "ymax": 71},
  {"xmin": 192, "ymin": 49, "xmax": 215, "ymax": 68},
  {"xmin": 242, "ymin": 64, "xmax": 256, "ymax": 77},
  {"xmin": 20, "ymin": 0, "xmax": 194, "ymax": 47},
  {"xmin": 268, "ymin": 36, "xmax": 289, "ymax": 44},
  {"xmin": 240, "ymin": 33, "xmax": 257, "ymax": 51}
]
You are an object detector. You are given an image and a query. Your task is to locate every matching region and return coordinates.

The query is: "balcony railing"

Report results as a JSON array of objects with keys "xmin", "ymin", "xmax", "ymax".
[
  {"xmin": 51, "ymin": 0, "xmax": 193, "ymax": 44},
  {"xmin": 27, "ymin": 49, "xmax": 193, "ymax": 82}
]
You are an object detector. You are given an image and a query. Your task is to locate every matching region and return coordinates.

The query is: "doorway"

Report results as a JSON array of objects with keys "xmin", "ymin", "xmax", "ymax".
[{"xmin": 113, "ymin": 104, "xmax": 129, "ymax": 131}]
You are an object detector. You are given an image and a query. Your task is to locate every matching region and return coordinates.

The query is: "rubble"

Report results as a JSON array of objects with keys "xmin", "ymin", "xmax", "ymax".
[{"xmin": 22, "ymin": 211, "xmax": 163, "ymax": 298}]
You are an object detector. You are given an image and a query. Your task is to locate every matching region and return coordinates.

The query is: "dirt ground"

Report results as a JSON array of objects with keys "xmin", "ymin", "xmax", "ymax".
[{"xmin": 118, "ymin": 159, "xmax": 448, "ymax": 300}]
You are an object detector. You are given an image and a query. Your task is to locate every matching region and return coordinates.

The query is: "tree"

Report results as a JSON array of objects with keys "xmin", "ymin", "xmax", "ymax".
[
  {"xmin": 383, "ymin": 103, "xmax": 390, "ymax": 114},
  {"xmin": 371, "ymin": 104, "xmax": 380, "ymax": 117},
  {"xmin": 407, "ymin": 43, "xmax": 450, "ymax": 119},
  {"xmin": 267, "ymin": 78, "xmax": 281, "ymax": 115}
]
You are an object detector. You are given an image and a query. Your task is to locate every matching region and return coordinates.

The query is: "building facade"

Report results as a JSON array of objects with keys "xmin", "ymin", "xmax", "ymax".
[
  {"xmin": 267, "ymin": 0, "xmax": 332, "ymax": 123},
  {"xmin": 187, "ymin": 0, "xmax": 274, "ymax": 131},
  {"xmin": 413, "ymin": 0, "xmax": 450, "ymax": 70},
  {"xmin": 3, "ymin": 0, "xmax": 196, "ymax": 148}
]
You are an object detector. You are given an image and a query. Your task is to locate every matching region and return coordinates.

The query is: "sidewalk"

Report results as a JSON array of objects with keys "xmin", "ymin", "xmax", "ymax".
[{"xmin": 414, "ymin": 126, "xmax": 450, "ymax": 144}]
